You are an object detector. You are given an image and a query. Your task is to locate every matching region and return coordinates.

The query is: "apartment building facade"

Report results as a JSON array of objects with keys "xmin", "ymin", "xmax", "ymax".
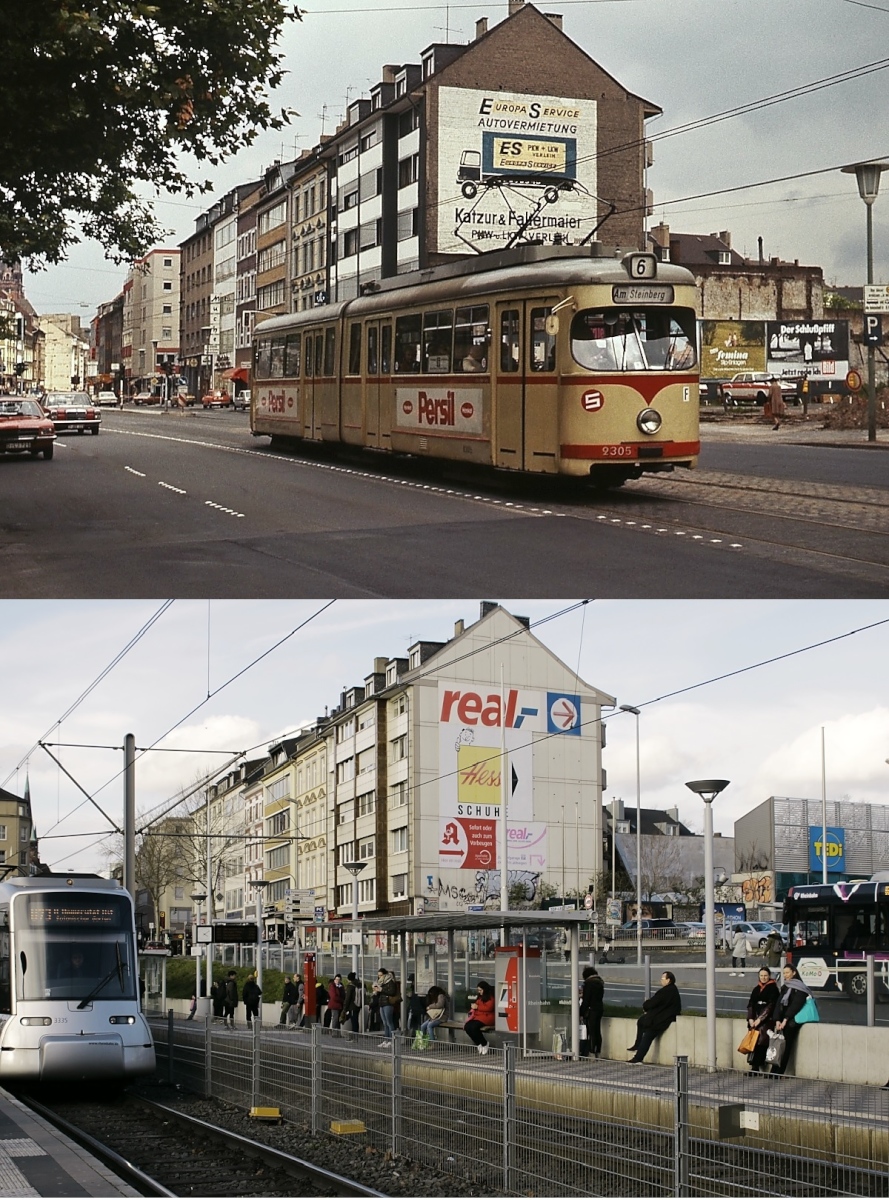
[{"xmin": 120, "ymin": 249, "xmax": 180, "ymax": 390}]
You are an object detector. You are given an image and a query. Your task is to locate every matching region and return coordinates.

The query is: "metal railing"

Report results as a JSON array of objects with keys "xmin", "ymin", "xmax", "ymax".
[{"xmin": 150, "ymin": 1016, "xmax": 889, "ymax": 1197}]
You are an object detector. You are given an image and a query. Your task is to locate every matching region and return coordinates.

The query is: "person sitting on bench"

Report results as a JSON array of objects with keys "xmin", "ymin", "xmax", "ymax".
[{"xmin": 464, "ymin": 981, "xmax": 496, "ymax": 1055}]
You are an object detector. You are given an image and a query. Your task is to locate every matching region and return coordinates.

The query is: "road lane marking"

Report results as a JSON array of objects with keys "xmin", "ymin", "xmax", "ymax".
[{"xmin": 159, "ymin": 481, "xmax": 186, "ymax": 494}]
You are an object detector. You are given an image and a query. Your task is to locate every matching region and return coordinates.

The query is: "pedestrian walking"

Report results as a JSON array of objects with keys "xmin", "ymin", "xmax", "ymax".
[
  {"xmin": 314, "ymin": 980, "xmax": 328, "ymax": 1026},
  {"xmin": 186, "ymin": 993, "xmax": 197, "ymax": 1020},
  {"xmin": 463, "ymin": 981, "xmax": 496, "ymax": 1055},
  {"xmin": 327, "ymin": 973, "xmax": 345, "ymax": 1031},
  {"xmin": 744, "ymin": 967, "xmax": 781, "ymax": 1073},
  {"xmin": 290, "ymin": 973, "xmax": 306, "ymax": 1025},
  {"xmin": 768, "ymin": 377, "xmax": 786, "ymax": 430},
  {"xmin": 579, "ymin": 966, "xmax": 604, "ymax": 1058},
  {"xmin": 769, "ymin": 965, "xmax": 814, "ymax": 1076},
  {"xmin": 763, "ymin": 929, "xmax": 783, "ymax": 968},
  {"xmin": 223, "ymin": 970, "xmax": 239, "ymax": 1027},
  {"xmin": 730, "ymin": 927, "xmax": 748, "ymax": 975},
  {"xmin": 243, "ymin": 971, "xmax": 262, "ymax": 1025},
  {"xmin": 374, "ymin": 967, "xmax": 401, "ymax": 1046},
  {"xmin": 280, "ymin": 974, "xmax": 299, "ymax": 1025},
  {"xmin": 627, "ymin": 971, "xmax": 681, "ymax": 1063}
]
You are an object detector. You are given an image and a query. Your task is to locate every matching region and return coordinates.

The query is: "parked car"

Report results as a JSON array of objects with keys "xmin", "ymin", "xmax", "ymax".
[
  {"xmin": 42, "ymin": 390, "xmax": 100, "ymax": 434},
  {"xmin": 698, "ymin": 378, "xmax": 726, "ymax": 404},
  {"xmin": 132, "ymin": 391, "xmax": 162, "ymax": 405},
  {"xmin": 721, "ymin": 372, "xmax": 799, "ymax": 407},
  {"xmin": 681, "ymin": 921, "xmax": 708, "ymax": 941},
  {"xmin": 233, "ymin": 389, "xmax": 250, "ymax": 411},
  {"xmin": 96, "ymin": 390, "xmax": 119, "ymax": 406},
  {"xmin": 0, "ymin": 396, "xmax": 56, "ymax": 459},
  {"xmin": 616, "ymin": 918, "xmax": 683, "ymax": 938}
]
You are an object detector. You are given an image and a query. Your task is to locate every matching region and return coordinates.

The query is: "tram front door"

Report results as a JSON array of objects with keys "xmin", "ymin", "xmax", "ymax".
[{"xmin": 493, "ymin": 299, "xmax": 559, "ymax": 473}]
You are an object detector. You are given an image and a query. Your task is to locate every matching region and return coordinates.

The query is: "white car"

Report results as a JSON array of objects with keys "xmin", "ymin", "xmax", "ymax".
[
  {"xmin": 96, "ymin": 391, "xmax": 119, "ymax": 406},
  {"xmin": 724, "ymin": 921, "xmax": 778, "ymax": 954}
]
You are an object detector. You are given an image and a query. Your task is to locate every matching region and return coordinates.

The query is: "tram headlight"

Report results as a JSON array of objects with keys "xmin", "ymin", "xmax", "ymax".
[
  {"xmin": 637, "ymin": 408, "xmax": 663, "ymax": 435},
  {"xmin": 109, "ymin": 1015, "xmax": 136, "ymax": 1024},
  {"xmin": 20, "ymin": 1017, "xmax": 52, "ymax": 1026}
]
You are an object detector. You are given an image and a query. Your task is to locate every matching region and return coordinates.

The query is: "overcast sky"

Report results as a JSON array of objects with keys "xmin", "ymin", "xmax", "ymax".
[
  {"xmin": 3, "ymin": 599, "xmax": 887, "ymax": 874},
  {"xmin": 23, "ymin": 0, "xmax": 889, "ymax": 315}
]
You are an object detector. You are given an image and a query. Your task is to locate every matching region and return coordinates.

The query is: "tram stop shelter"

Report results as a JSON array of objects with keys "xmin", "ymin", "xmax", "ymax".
[{"xmin": 318, "ymin": 910, "xmax": 591, "ymax": 1058}]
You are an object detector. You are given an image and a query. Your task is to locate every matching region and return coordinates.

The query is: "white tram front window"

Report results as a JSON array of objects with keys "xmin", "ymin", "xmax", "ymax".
[
  {"xmin": 570, "ymin": 308, "xmax": 697, "ymax": 372},
  {"xmin": 14, "ymin": 893, "xmax": 137, "ymax": 1003}
]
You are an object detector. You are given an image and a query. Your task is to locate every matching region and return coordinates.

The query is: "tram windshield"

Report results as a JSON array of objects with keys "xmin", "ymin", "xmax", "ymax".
[
  {"xmin": 570, "ymin": 308, "xmax": 697, "ymax": 372},
  {"xmin": 13, "ymin": 893, "xmax": 137, "ymax": 1003}
]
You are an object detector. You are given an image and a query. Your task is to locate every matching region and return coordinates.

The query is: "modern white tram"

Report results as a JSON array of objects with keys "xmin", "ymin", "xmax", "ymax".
[{"xmin": 0, "ymin": 874, "xmax": 155, "ymax": 1082}]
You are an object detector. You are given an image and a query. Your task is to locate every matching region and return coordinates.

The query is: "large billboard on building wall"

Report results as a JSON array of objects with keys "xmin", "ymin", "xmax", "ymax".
[
  {"xmin": 437, "ymin": 681, "xmax": 581, "ymax": 870},
  {"xmin": 436, "ymin": 87, "xmax": 598, "ymax": 254},
  {"xmin": 700, "ymin": 320, "xmax": 850, "ymax": 381}
]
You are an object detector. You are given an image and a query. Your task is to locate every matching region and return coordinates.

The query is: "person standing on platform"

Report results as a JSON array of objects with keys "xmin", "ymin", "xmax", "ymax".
[{"xmin": 579, "ymin": 966, "xmax": 604, "ymax": 1058}]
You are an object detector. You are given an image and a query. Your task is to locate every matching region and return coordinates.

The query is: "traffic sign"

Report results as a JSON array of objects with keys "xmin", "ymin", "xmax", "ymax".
[
  {"xmin": 583, "ymin": 893, "xmax": 594, "ymax": 910},
  {"xmin": 864, "ymin": 314, "xmax": 883, "ymax": 346},
  {"xmin": 846, "ymin": 369, "xmax": 863, "ymax": 391},
  {"xmin": 313, "ymin": 906, "xmax": 325, "ymax": 922}
]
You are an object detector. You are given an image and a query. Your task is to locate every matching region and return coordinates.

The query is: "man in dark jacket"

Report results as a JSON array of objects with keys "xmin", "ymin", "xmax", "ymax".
[
  {"xmin": 628, "ymin": 971, "xmax": 681, "ymax": 1062},
  {"xmin": 242, "ymin": 972, "xmax": 262, "ymax": 1026},
  {"xmin": 280, "ymin": 975, "xmax": 299, "ymax": 1025},
  {"xmin": 579, "ymin": 966, "xmax": 604, "ymax": 1058},
  {"xmin": 223, "ymin": 970, "xmax": 239, "ymax": 1027}
]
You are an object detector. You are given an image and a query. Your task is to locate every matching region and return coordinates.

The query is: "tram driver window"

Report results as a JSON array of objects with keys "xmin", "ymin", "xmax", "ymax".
[
  {"xmin": 530, "ymin": 307, "xmax": 556, "ymax": 372},
  {"xmin": 394, "ymin": 314, "xmax": 422, "ymax": 373}
]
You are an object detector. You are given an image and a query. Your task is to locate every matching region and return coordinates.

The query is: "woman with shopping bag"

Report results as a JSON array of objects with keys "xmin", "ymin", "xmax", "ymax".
[
  {"xmin": 740, "ymin": 967, "xmax": 780, "ymax": 1073},
  {"xmin": 769, "ymin": 964, "xmax": 817, "ymax": 1076}
]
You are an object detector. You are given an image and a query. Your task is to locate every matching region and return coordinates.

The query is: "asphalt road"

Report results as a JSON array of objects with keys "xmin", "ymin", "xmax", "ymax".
[{"xmin": 2, "ymin": 408, "xmax": 887, "ymax": 597}]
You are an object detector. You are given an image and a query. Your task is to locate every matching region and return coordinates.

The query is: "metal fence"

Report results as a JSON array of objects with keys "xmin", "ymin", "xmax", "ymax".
[{"xmin": 150, "ymin": 1016, "xmax": 889, "ymax": 1198}]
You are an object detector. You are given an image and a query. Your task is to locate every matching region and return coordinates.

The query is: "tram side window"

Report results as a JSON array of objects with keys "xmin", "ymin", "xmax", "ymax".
[
  {"xmin": 500, "ymin": 309, "xmax": 520, "ymax": 372},
  {"xmin": 347, "ymin": 323, "xmax": 362, "ymax": 375},
  {"xmin": 323, "ymin": 328, "xmax": 336, "ymax": 376},
  {"xmin": 314, "ymin": 334, "xmax": 323, "ymax": 377},
  {"xmin": 269, "ymin": 336, "xmax": 286, "ymax": 378},
  {"xmin": 255, "ymin": 337, "xmax": 272, "ymax": 380},
  {"xmin": 530, "ymin": 307, "xmax": 555, "ymax": 372},
  {"xmin": 423, "ymin": 310, "xmax": 453, "ymax": 373},
  {"xmin": 367, "ymin": 327, "xmax": 379, "ymax": 375},
  {"xmin": 284, "ymin": 333, "xmax": 301, "ymax": 378},
  {"xmin": 0, "ymin": 928, "xmax": 9, "ymax": 1013},
  {"xmin": 395, "ymin": 314, "xmax": 422, "ymax": 373},
  {"xmin": 304, "ymin": 336, "xmax": 313, "ymax": 377},
  {"xmin": 381, "ymin": 325, "xmax": 392, "ymax": 375},
  {"xmin": 454, "ymin": 305, "xmax": 489, "ymax": 373}
]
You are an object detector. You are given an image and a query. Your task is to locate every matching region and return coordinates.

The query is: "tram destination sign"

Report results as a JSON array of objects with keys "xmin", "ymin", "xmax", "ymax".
[{"xmin": 612, "ymin": 284, "xmax": 674, "ymax": 304}]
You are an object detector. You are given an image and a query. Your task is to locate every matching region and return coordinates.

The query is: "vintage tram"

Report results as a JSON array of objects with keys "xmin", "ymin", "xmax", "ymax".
[
  {"xmin": 250, "ymin": 244, "xmax": 700, "ymax": 488},
  {"xmin": 0, "ymin": 873, "xmax": 155, "ymax": 1082}
]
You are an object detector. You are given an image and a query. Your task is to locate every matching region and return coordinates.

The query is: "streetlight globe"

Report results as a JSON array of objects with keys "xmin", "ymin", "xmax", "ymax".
[{"xmin": 841, "ymin": 160, "xmax": 889, "ymax": 206}]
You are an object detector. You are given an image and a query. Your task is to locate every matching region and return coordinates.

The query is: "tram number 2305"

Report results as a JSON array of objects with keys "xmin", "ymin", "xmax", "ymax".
[{"xmin": 600, "ymin": 445, "xmax": 636, "ymax": 458}]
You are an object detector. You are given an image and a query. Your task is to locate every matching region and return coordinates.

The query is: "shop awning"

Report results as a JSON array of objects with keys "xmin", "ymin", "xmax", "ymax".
[{"xmin": 223, "ymin": 366, "xmax": 250, "ymax": 383}]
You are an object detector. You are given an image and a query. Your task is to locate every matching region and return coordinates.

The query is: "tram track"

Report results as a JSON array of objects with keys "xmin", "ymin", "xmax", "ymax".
[{"xmin": 22, "ymin": 1091, "xmax": 386, "ymax": 1198}]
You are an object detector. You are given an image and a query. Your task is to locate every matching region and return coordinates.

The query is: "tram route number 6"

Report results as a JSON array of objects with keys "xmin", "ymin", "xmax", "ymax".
[{"xmin": 627, "ymin": 253, "xmax": 657, "ymax": 279}]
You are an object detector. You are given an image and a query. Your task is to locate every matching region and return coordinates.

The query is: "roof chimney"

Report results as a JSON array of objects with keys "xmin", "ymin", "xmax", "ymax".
[
  {"xmin": 719, "ymin": 230, "xmax": 731, "ymax": 248},
  {"xmin": 454, "ymin": 618, "xmax": 465, "ymax": 636},
  {"xmin": 758, "ymin": 236, "xmax": 764, "ymax": 264},
  {"xmin": 650, "ymin": 221, "xmax": 670, "ymax": 248},
  {"xmin": 475, "ymin": 16, "xmax": 488, "ymax": 38},
  {"xmin": 508, "ymin": 0, "xmax": 525, "ymax": 13},
  {"xmin": 544, "ymin": 12, "xmax": 563, "ymax": 29}
]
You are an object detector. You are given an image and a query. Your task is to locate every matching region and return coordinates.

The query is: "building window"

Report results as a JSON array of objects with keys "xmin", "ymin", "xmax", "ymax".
[
  {"xmin": 163, "ymin": 257, "xmax": 173, "ymax": 268},
  {"xmin": 357, "ymin": 790, "xmax": 376, "ymax": 816},
  {"xmin": 358, "ymin": 836, "xmax": 375, "ymax": 859},
  {"xmin": 392, "ymin": 693, "xmax": 407, "ymax": 716},
  {"xmin": 390, "ymin": 780, "xmax": 407, "ymax": 807},
  {"xmin": 338, "ymin": 842, "xmax": 355, "ymax": 864},
  {"xmin": 267, "ymin": 844, "xmax": 289, "ymax": 870},
  {"xmin": 392, "ymin": 826, "xmax": 408, "ymax": 853},
  {"xmin": 336, "ymin": 758, "xmax": 355, "ymax": 784},
  {"xmin": 398, "ymin": 154, "xmax": 419, "ymax": 189},
  {"xmin": 162, "ymin": 280, "xmax": 173, "ymax": 291},
  {"xmin": 338, "ymin": 801, "xmax": 354, "ymax": 825},
  {"xmin": 258, "ymin": 201, "xmax": 287, "ymax": 234},
  {"xmin": 390, "ymin": 734, "xmax": 407, "ymax": 761},
  {"xmin": 268, "ymin": 809, "xmax": 290, "ymax": 835},
  {"xmin": 391, "ymin": 873, "xmax": 407, "ymax": 898},
  {"xmin": 0, "ymin": 825, "xmax": 7, "ymax": 840},
  {"xmin": 337, "ymin": 718, "xmax": 356, "ymax": 742},
  {"xmin": 341, "ymin": 188, "xmax": 359, "ymax": 212},
  {"xmin": 358, "ymin": 877, "xmax": 375, "ymax": 903},
  {"xmin": 397, "ymin": 208, "xmax": 418, "ymax": 242}
]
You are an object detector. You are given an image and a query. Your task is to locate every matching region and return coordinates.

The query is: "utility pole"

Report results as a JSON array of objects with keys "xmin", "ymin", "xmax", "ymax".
[{"xmin": 124, "ymin": 734, "xmax": 135, "ymax": 899}]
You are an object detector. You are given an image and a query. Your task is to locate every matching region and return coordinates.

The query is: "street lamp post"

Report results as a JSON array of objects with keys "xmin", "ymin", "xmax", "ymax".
[
  {"xmin": 342, "ymin": 860, "xmax": 367, "ymax": 976},
  {"xmin": 250, "ymin": 879, "xmax": 269, "ymax": 1021},
  {"xmin": 619, "ymin": 705, "xmax": 643, "ymax": 965},
  {"xmin": 190, "ymin": 892, "xmax": 207, "ymax": 1010},
  {"xmin": 685, "ymin": 779, "xmax": 730, "ymax": 1073},
  {"xmin": 841, "ymin": 160, "xmax": 889, "ymax": 444}
]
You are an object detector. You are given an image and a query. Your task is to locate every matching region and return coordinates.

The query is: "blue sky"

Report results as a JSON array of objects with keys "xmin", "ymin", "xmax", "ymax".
[
  {"xmin": 2, "ymin": 599, "xmax": 887, "ymax": 873},
  {"xmin": 24, "ymin": 0, "xmax": 889, "ymax": 313}
]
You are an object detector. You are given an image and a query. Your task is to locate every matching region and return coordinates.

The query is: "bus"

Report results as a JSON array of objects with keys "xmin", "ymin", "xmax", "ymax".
[
  {"xmin": 250, "ymin": 244, "xmax": 700, "ymax": 489},
  {"xmin": 782, "ymin": 875, "xmax": 889, "ymax": 998}
]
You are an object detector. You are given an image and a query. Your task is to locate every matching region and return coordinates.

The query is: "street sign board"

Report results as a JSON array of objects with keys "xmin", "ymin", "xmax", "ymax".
[
  {"xmin": 467, "ymin": 904, "xmax": 485, "ymax": 912},
  {"xmin": 863, "ymin": 314, "xmax": 883, "ymax": 346},
  {"xmin": 864, "ymin": 284, "xmax": 889, "ymax": 313},
  {"xmin": 313, "ymin": 906, "xmax": 325, "ymax": 922},
  {"xmin": 341, "ymin": 931, "xmax": 361, "ymax": 945}
]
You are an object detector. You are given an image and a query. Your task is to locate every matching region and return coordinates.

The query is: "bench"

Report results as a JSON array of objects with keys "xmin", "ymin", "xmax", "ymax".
[{"xmin": 434, "ymin": 1018, "xmax": 508, "ymax": 1047}]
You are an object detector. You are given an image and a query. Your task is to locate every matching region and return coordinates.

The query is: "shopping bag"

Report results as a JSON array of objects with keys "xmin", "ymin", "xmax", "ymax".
[
  {"xmin": 578, "ymin": 1024, "xmax": 587, "ymax": 1041},
  {"xmin": 737, "ymin": 1028, "xmax": 759, "ymax": 1055},
  {"xmin": 765, "ymin": 1030, "xmax": 785, "ymax": 1063},
  {"xmin": 795, "ymin": 995, "xmax": 820, "ymax": 1024}
]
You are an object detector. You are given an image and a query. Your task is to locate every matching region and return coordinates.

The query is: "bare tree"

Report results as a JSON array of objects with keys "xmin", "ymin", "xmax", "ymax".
[{"xmin": 638, "ymin": 836, "xmax": 683, "ymax": 902}]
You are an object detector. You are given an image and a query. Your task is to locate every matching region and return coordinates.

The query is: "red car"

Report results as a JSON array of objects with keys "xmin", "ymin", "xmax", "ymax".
[
  {"xmin": 42, "ymin": 390, "xmax": 101, "ymax": 433},
  {"xmin": 202, "ymin": 390, "xmax": 232, "ymax": 408},
  {"xmin": 0, "ymin": 396, "xmax": 56, "ymax": 459}
]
